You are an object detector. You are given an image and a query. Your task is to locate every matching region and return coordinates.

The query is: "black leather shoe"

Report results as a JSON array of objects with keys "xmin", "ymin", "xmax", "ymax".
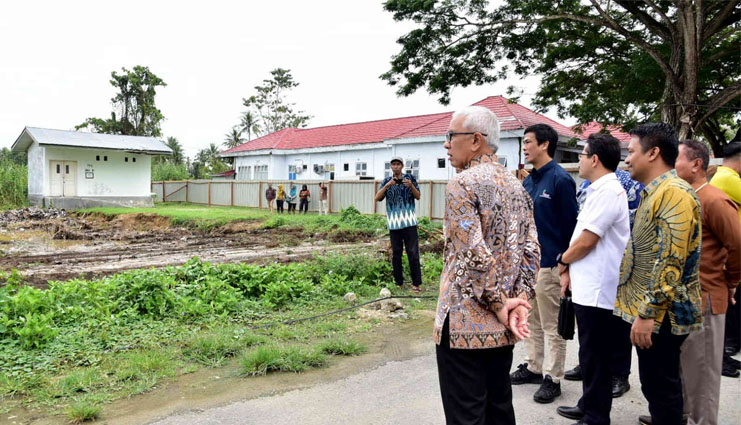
[
  {"xmin": 510, "ymin": 363, "xmax": 543, "ymax": 385},
  {"xmin": 556, "ymin": 405, "xmax": 584, "ymax": 420},
  {"xmin": 724, "ymin": 355, "xmax": 741, "ymax": 369},
  {"xmin": 722, "ymin": 361, "xmax": 740, "ymax": 377},
  {"xmin": 564, "ymin": 365, "xmax": 582, "ymax": 381},
  {"xmin": 638, "ymin": 415, "xmax": 652, "ymax": 425},
  {"xmin": 612, "ymin": 375, "xmax": 630, "ymax": 398},
  {"xmin": 533, "ymin": 375, "xmax": 561, "ymax": 403}
]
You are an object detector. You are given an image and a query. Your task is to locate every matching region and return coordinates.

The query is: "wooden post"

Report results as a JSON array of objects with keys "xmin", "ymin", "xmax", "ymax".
[
  {"xmin": 328, "ymin": 181, "xmax": 333, "ymax": 214},
  {"xmin": 230, "ymin": 181, "xmax": 234, "ymax": 206},
  {"xmin": 373, "ymin": 181, "xmax": 378, "ymax": 214},
  {"xmin": 208, "ymin": 181, "xmax": 211, "ymax": 206},
  {"xmin": 162, "ymin": 181, "xmax": 167, "ymax": 202},
  {"xmin": 259, "ymin": 181, "xmax": 263, "ymax": 209},
  {"xmin": 428, "ymin": 182, "xmax": 433, "ymax": 219},
  {"xmin": 186, "ymin": 181, "xmax": 189, "ymax": 203}
]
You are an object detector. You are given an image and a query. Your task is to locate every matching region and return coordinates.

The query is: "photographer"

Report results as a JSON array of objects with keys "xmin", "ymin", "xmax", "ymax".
[{"xmin": 374, "ymin": 157, "xmax": 422, "ymax": 293}]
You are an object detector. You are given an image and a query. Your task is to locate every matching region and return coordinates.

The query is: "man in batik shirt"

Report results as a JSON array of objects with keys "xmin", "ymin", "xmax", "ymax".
[
  {"xmin": 615, "ymin": 123, "xmax": 702, "ymax": 425},
  {"xmin": 435, "ymin": 105, "xmax": 540, "ymax": 425}
]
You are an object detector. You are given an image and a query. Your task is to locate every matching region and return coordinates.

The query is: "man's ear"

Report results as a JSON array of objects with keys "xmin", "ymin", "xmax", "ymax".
[{"xmin": 647, "ymin": 146, "xmax": 660, "ymax": 162}]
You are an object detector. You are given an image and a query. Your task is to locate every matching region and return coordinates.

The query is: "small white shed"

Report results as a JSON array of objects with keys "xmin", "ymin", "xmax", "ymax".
[{"xmin": 11, "ymin": 127, "xmax": 172, "ymax": 208}]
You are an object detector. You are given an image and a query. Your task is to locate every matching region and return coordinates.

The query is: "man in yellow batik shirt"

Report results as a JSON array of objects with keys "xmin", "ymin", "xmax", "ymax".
[{"xmin": 614, "ymin": 123, "xmax": 702, "ymax": 425}]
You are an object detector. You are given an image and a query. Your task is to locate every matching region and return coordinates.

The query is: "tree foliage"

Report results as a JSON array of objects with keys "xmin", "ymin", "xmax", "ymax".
[
  {"xmin": 382, "ymin": 0, "xmax": 740, "ymax": 156},
  {"xmin": 242, "ymin": 68, "xmax": 311, "ymax": 135},
  {"xmin": 223, "ymin": 127, "xmax": 245, "ymax": 149},
  {"xmin": 239, "ymin": 110, "xmax": 261, "ymax": 141},
  {"xmin": 76, "ymin": 65, "xmax": 167, "ymax": 137}
]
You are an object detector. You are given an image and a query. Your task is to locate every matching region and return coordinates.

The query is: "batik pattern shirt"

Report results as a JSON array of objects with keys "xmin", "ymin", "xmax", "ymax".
[
  {"xmin": 615, "ymin": 170, "xmax": 703, "ymax": 335},
  {"xmin": 577, "ymin": 168, "xmax": 644, "ymax": 229},
  {"xmin": 434, "ymin": 154, "xmax": 540, "ymax": 349},
  {"xmin": 379, "ymin": 174, "xmax": 420, "ymax": 230}
]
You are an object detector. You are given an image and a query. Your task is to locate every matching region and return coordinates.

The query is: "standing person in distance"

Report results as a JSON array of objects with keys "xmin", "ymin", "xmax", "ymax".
[
  {"xmin": 374, "ymin": 156, "xmax": 423, "ymax": 293},
  {"xmin": 286, "ymin": 182, "xmax": 298, "ymax": 214},
  {"xmin": 276, "ymin": 184, "xmax": 286, "ymax": 214},
  {"xmin": 319, "ymin": 182, "xmax": 329, "ymax": 215},
  {"xmin": 435, "ymin": 105, "xmax": 539, "ymax": 425},
  {"xmin": 299, "ymin": 184, "xmax": 310, "ymax": 214},
  {"xmin": 555, "ymin": 134, "xmax": 630, "ymax": 425},
  {"xmin": 512, "ymin": 123, "xmax": 578, "ymax": 404},
  {"xmin": 265, "ymin": 183, "xmax": 276, "ymax": 213}
]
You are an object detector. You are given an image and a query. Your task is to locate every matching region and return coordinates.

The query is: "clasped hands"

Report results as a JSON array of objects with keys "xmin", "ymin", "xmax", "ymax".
[{"xmin": 494, "ymin": 298, "xmax": 532, "ymax": 340}]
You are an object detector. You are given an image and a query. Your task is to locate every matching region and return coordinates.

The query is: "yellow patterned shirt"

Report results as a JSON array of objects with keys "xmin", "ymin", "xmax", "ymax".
[{"xmin": 615, "ymin": 170, "xmax": 703, "ymax": 335}]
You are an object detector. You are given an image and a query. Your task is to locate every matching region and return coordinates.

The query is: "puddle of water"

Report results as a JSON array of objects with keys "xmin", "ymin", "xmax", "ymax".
[{"xmin": 0, "ymin": 228, "xmax": 88, "ymax": 254}]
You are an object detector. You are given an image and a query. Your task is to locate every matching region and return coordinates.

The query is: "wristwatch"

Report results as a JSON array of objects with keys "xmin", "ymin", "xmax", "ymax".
[{"xmin": 556, "ymin": 253, "xmax": 569, "ymax": 267}]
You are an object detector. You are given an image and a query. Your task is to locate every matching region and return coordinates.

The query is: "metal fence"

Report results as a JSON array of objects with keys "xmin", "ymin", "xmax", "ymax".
[
  {"xmin": 151, "ymin": 180, "xmax": 451, "ymax": 219},
  {"xmin": 150, "ymin": 164, "xmax": 593, "ymax": 219}
]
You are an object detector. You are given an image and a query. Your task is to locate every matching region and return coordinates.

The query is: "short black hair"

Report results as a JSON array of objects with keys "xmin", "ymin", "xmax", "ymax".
[
  {"xmin": 679, "ymin": 140, "xmax": 710, "ymax": 172},
  {"xmin": 629, "ymin": 122, "xmax": 679, "ymax": 167},
  {"xmin": 524, "ymin": 123, "xmax": 559, "ymax": 158},
  {"xmin": 585, "ymin": 133, "xmax": 621, "ymax": 171},
  {"xmin": 724, "ymin": 141, "xmax": 741, "ymax": 159}
]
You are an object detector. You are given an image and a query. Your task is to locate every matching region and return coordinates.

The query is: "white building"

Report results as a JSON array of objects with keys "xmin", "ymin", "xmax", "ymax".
[
  {"xmin": 11, "ymin": 127, "xmax": 172, "ymax": 208},
  {"xmin": 219, "ymin": 96, "xmax": 579, "ymax": 181}
]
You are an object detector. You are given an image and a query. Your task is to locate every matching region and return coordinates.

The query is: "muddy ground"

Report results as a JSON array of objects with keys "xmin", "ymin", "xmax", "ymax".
[{"xmin": 0, "ymin": 208, "xmax": 377, "ymax": 287}]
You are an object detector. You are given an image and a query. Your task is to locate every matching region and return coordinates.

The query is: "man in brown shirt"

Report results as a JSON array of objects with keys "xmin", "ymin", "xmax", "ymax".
[
  {"xmin": 435, "ymin": 106, "xmax": 540, "ymax": 424},
  {"xmin": 675, "ymin": 140, "xmax": 741, "ymax": 425}
]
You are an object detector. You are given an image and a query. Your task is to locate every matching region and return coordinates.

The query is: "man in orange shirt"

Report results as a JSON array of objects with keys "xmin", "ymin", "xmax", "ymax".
[{"xmin": 675, "ymin": 140, "xmax": 741, "ymax": 424}]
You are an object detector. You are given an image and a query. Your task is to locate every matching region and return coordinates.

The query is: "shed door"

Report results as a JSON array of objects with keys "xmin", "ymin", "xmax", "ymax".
[{"xmin": 49, "ymin": 161, "xmax": 77, "ymax": 196}]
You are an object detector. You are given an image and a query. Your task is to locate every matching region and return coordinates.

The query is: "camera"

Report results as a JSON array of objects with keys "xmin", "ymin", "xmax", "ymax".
[{"xmin": 394, "ymin": 178, "xmax": 404, "ymax": 184}]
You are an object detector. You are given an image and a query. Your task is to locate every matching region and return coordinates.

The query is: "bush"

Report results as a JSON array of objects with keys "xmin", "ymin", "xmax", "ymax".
[
  {"xmin": 0, "ymin": 157, "xmax": 27, "ymax": 210},
  {"xmin": 152, "ymin": 162, "xmax": 189, "ymax": 181}
]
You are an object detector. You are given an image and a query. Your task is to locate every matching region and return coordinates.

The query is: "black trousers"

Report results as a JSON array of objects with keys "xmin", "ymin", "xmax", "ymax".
[
  {"xmin": 636, "ymin": 318, "xmax": 688, "ymax": 425},
  {"xmin": 299, "ymin": 199, "xmax": 309, "ymax": 213},
  {"xmin": 436, "ymin": 316, "xmax": 516, "ymax": 425},
  {"xmin": 611, "ymin": 313, "xmax": 633, "ymax": 378},
  {"xmin": 575, "ymin": 304, "xmax": 613, "ymax": 425},
  {"xmin": 276, "ymin": 200, "xmax": 284, "ymax": 213},
  {"xmin": 389, "ymin": 226, "xmax": 422, "ymax": 287},
  {"xmin": 287, "ymin": 202, "xmax": 296, "ymax": 213},
  {"xmin": 724, "ymin": 289, "xmax": 740, "ymax": 353}
]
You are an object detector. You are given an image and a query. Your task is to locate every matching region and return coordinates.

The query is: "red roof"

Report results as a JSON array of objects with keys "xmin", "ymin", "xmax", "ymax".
[
  {"xmin": 211, "ymin": 169, "xmax": 236, "ymax": 177},
  {"xmin": 221, "ymin": 96, "xmax": 578, "ymax": 154},
  {"xmin": 574, "ymin": 122, "xmax": 631, "ymax": 143}
]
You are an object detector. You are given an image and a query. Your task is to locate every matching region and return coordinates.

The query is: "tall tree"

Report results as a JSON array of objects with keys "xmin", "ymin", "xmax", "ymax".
[
  {"xmin": 76, "ymin": 65, "xmax": 167, "ymax": 137},
  {"xmin": 382, "ymin": 0, "xmax": 740, "ymax": 156},
  {"xmin": 223, "ymin": 127, "xmax": 245, "ymax": 149},
  {"xmin": 240, "ymin": 110, "xmax": 261, "ymax": 141},
  {"xmin": 165, "ymin": 136, "xmax": 185, "ymax": 165},
  {"xmin": 242, "ymin": 68, "xmax": 312, "ymax": 134}
]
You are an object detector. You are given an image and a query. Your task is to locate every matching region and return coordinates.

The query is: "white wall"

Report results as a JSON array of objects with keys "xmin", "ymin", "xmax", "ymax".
[
  {"xmin": 393, "ymin": 141, "xmax": 452, "ymax": 180},
  {"xmin": 27, "ymin": 142, "xmax": 45, "ymax": 195},
  {"xmin": 43, "ymin": 146, "xmax": 152, "ymax": 197}
]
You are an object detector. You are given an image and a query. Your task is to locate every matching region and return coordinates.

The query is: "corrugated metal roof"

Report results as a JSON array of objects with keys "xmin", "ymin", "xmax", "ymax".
[{"xmin": 11, "ymin": 127, "xmax": 172, "ymax": 154}]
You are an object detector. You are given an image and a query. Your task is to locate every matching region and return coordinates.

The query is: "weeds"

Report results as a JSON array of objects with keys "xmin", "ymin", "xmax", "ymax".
[
  {"xmin": 239, "ymin": 345, "xmax": 327, "ymax": 376},
  {"xmin": 0, "ymin": 157, "xmax": 27, "ymax": 210},
  {"xmin": 316, "ymin": 338, "xmax": 366, "ymax": 356},
  {"xmin": 183, "ymin": 328, "xmax": 266, "ymax": 367},
  {"xmin": 65, "ymin": 397, "xmax": 102, "ymax": 423}
]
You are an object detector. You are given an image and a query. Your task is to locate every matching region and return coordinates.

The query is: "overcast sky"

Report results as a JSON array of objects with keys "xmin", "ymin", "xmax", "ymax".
[{"xmin": 0, "ymin": 0, "xmax": 559, "ymax": 158}]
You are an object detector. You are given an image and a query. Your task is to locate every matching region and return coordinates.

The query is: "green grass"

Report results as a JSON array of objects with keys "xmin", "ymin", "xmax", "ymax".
[
  {"xmin": 238, "ymin": 345, "xmax": 328, "ymax": 376},
  {"xmin": 65, "ymin": 396, "xmax": 102, "ymax": 423},
  {"xmin": 316, "ymin": 338, "xmax": 366, "ymax": 356},
  {"xmin": 0, "ymin": 157, "xmax": 27, "ymax": 210},
  {"xmin": 183, "ymin": 328, "xmax": 267, "ymax": 367}
]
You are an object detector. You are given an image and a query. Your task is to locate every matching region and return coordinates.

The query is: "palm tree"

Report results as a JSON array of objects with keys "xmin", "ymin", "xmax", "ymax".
[
  {"xmin": 240, "ymin": 110, "xmax": 261, "ymax": 141},
  {"xmin": 223, "ymin": 127, "xmax": 245, "ymax": 149},
  {"xmin": 166, "ymin": 136, "xmax": 185, "ymax": 165}
]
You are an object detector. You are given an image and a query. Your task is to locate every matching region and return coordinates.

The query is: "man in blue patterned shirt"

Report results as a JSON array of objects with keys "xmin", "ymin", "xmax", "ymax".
[{"xmin": 375, "ymin": 157, "xmax": 422, "ymax": 292}]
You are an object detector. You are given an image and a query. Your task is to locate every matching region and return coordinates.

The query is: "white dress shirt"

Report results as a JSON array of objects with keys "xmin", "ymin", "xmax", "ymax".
[{"xmin": 569, "ymin": 173, "xmax": 630, "ymax": 310}]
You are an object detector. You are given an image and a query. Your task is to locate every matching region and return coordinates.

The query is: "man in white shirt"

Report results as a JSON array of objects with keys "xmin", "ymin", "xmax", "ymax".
[{"xmin": 554, "ymin": 134, "xmax": 630, "ymax": 425}]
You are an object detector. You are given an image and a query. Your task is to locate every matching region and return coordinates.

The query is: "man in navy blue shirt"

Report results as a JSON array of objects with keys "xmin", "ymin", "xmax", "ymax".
[
  {"xmin": 511, "ymin": 123, "xmax": 578, "ymax": 404},
  {"xmin": 375, "ymin": 156, "xmax": 422, "ymax": 292}
]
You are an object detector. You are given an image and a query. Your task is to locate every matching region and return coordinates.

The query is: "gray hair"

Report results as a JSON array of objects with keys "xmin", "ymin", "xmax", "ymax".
[{"xmin": 452, "ymin": 106, "xmax": 501, "ymax": 152}]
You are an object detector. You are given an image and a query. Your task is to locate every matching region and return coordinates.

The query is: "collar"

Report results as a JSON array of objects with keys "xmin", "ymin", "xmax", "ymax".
[
  {"xmin": 463, "ymin": 153, "xmax": 498, "ymax": 170},
  {"xmin": 642, "ymin": 169, "xmax": 676, "ymax": 197},
  {"xmin": 530, "ymin": 159, "xmax": 555, "ymax": 178},
  {"xmin": 587, "ymin": 172, "xmax": 617, "ymax": 192},
  {"xmin": 717, "ymin": 165, "xmax": 740, "ymax": 178}
]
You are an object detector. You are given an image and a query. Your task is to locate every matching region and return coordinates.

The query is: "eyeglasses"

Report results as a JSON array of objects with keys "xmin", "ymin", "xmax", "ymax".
[
  {"xmin": 578, "ymin": 152, "xmax": 592, "ymax": 158},
  {"xmin": 446, "ymin": 131, "xmax": 487, "ymax": 143}
]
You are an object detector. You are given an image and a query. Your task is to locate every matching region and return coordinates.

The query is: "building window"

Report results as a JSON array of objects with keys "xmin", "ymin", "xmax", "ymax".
[
  {"xmin": 405, "ymin": 159, "xmax": 419, "ymax": 179},
  {"xmin": 238, "ymin": 165, "xmax": 253, "ymax": 180},
  {"xmin": 133, "ymin": 157, "xmax": 136, "ymax": 163},
  {"xmin": 498, "ymin": 156, "xmax": 508, "ymax": 167},
  {"xmin": 254, "ymin": 165, "xmax": 268, "ymax": 180},
  {"xmin": 343, "ymin": 163, "xmax": 349, "ymax": 171},
  {"xmin": 96, "ymin": 155, "xmax": 100, "ymax": 161},
  {"xmin": 355, "ymin": 162, "xmax": 367, "ymax": 176},
  {"xmin": 384, "ymin": 162, "xmax": 391, "ymax": 179},
  {"xmin": 125, "ymin": 157, "xmax": 128, "ymax": 162},
  {"xmin": 104, "ymin": 156, "xmax": 108, "ymax": 161},
  {"xmin": 437, "ymin": 158, "xmax": 446, "ymax": 168}
]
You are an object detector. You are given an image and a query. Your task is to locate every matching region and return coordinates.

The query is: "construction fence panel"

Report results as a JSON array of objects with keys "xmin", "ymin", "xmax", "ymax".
[
  {"xmin": 431, "ymin": 182, "xmax": 448, "ymax": 220},
  {"xmin": 330, "ymin": 181, "xmax": 377, "ymax": 215},
  {"xmin": 163, "ymin": 182, "xmax": 187, "ymax": 202},
  {"xmin": 187, "ymin": 181, "xmax": 209, "ymax": 204},
  {"xmin": 210, "ymin": 182, "xmax": 232, "ymax": 206},
  {"xmin": 151, "ymin": 182, "xmax": 164, "ymax": 202},
  {"xmin": 233, "ymin": 182, "xmax": 260, "ymax": 208}
]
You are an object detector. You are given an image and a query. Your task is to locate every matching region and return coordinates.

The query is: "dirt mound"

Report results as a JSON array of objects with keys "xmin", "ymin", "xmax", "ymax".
[
  {"xmin": 327, "ymin": 229, "xmax": 373, "ymax": 243},
  {"xmin": 110, "ymin": 213, "xmax": 173, "ymax": 231},
  {"xmin": 218, "ymin": 220, "xmax": 263, "ymax": 234},
  {"xmin": 420, "ymin": 238, "xmax": 444, "ymax": 254},
  {"xmin": 0, "ymin": 207, "xmax": 67, "ymax": 225}
]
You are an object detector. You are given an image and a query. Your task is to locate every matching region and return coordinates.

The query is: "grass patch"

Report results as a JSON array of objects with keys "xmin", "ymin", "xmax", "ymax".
[
  {"xmin": 0, "ymin": 156, "xmax": 27, "ymax": 210},
  {"xmin": 183, "ymin": 328, "xmax": 266, "ymax": 367},
  {"xmin": 238, "ymin": 345, "xmax": 327, "ymax": 376},
  {"xmin": 65, "ymin": 397, "xmax": 102, "ymax": 423},
  {"xmin": 316, "ymin": 338, "xmax": 366, "ymax": 356}
]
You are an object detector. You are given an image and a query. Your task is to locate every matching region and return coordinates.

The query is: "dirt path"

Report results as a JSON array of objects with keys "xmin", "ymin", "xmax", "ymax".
[{"xmin": 0, "ymin": 210, "xmax": 378, "ymax": 286}]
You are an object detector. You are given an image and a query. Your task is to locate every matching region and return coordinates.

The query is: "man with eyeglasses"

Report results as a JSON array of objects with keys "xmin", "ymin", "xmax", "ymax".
[
  {"xmin": 511, "ymin": 123, "xmax": 578, "ymax": 404},
  {"xmin": 435, "ymin": 105, "xmax": 539, "ymax": 425}
]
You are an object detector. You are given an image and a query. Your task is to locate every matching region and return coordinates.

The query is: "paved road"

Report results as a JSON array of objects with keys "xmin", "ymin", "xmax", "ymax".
[{"xmin": 150, "ymin": 339, "xmax": 741, "ymax": 425}]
